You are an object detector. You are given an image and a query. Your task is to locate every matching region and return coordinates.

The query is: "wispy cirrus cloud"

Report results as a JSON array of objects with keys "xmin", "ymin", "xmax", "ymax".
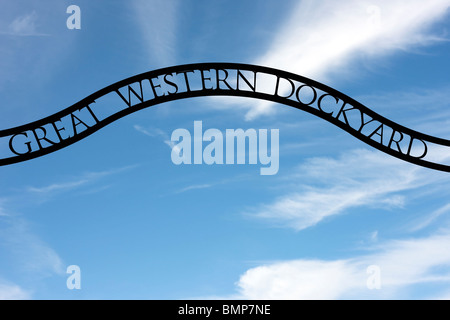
[
  {"xmin": 355, "ymin": 86, "xmax": 450, "ymax": 138},
  {"xmin": 223, "ymin": 229, "xmax": 450, "ymax": 299},
  {"xmin": 1, "ymin": 11, "xmax": 49, "ymax": 37},
  {"xmin": 0, "ymin": 2, "xmax": 76, "ymax": 126},
  {"xmin": 0, "ymin": 165, "xmax": 136, "ymax": 300},
  {"xmin": 248, "ymin": 149, "xmax": 449, "ymax": 231},
  {"xmin": 0, "ymin": 215, "xmax": 64, "ymax": 300},
  {"xmin": 176, "ymin": 184, "xmax": 213, "ymax": 194},
  {"xmin": 132, "ymin": 0, "xmax": 179, "ymax": 66},
  {"xmin": 433, "ymin": 291, "xmax": 450, "ymax": 300},
  {"xmin": 0, "ymin": 166, "xmax": 132, "ymax": 298},
  {"xmin": 26, "ymin": 165, "xmax": 138, "ymax": 196},
  {"xmin": 0, "ymin": 217, "xmax": 64, "ymax": 276},
  {"xmin": 134, "ymin": 125, "xmax": 176, "ymax": 149},
  {"xmin": 410, "ymin": 203, "xmax": 450, "ymax": 232},
  {"xmin": 235, "ymin": 0, "xmax": 450, "ymax": 120},
  {"xmin": 0, "ymin": 200, "xmax": 8, "ymax": 217},
  {"xmin": 172, "ymin": 174, "xmax": 251, "ymax": 195}
]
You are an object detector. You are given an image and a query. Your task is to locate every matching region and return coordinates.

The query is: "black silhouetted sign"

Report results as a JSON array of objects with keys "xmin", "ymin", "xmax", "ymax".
[{"xmin": 1, "ymin": 63, "xmax": 449, "ymax": 171}]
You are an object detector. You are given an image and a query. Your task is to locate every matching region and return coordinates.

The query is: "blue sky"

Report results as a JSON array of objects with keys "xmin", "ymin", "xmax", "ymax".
[{"xmin": 1, "ymin": 0, "xmax": 450, "ymax": 299}]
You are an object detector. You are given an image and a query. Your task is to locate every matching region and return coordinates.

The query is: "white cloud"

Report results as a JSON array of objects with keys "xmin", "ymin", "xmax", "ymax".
[
  {"xmin": 229, "ymin": 230, "xmax": 450, "ymax": 299},
  {"xmin": 239, "ymin": 0, "xmax": 450, "ymax": 120},
  {"xmin": 132, "ymin": 0, "xmax": 178, "ymax": 66},
  {"xmin": 0, "ymin": 282, "xmax": 30, "ymax": 300},
  {"xmin": 249, "ymin": 149, "xmax": 440, "ymax": 230}
]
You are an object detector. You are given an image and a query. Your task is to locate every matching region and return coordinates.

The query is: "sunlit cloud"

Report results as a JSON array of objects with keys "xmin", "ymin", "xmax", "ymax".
[{"xmin": 237, "ymin": 0, "xmax": 450, "ymax": 120}]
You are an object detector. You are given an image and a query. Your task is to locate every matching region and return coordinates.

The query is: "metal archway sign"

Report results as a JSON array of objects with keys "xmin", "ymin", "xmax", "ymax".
[{"xmin": 1, "ymin": 62, "xmax": 449, "ymax": 171}]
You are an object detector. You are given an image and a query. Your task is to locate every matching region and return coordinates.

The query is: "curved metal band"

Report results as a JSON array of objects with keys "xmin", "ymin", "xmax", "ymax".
[{"xmin": 0, "ymin": 62, "xmax": 449, "ymax": 171}]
